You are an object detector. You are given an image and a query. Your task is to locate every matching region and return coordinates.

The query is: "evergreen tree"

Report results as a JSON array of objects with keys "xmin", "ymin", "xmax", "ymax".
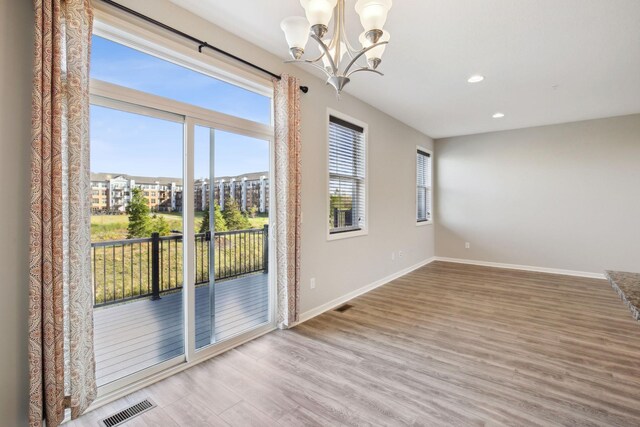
[
  {"xmin": 214, "ymin": 202, "xmax": 228, "ymax": 232},
  {"xmin": 199, "ymin": 204, "xmax": 210, "ymax": 233},
  {"xmin": 222, "ymin": 199, "xmax": 251, "ymax": 230},
  {"xmin": 126, "ymin": 187, "xmax": 150, "ymax": 238},
  {"xmin": 150, "ymin": 214, "xmax": 171, "ymax": 236},
  {"xmin": 200, "ymin": 202, "xmax": 228, "ymax": 233}
]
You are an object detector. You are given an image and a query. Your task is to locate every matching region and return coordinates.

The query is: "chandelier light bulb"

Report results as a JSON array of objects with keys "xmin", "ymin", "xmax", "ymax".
[
  {"xmin": 300, "ymin": 0, "xmax": 338, "ymax": 27},
  {"xmin": 355, "ymin": 0, "xmax": 392, "ymax": 36},
  {"xmin": 280, "ymin": 16, "xmax": 311, "ymax": 58}
]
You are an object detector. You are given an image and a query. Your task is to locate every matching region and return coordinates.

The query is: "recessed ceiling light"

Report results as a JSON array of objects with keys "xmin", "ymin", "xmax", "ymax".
[
  {"xmin": 492, "ymin": 112, "xmax": 505, "ymax": 118},
  {"xmin": 467, "ymin": 75, "xmax": 484, "ymax": 83}
]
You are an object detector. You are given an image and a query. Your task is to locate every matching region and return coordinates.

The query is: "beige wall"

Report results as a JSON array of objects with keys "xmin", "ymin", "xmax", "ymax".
[
  {"xmin": 435, "ymin": 114, "xmax": 640, "ymax": 274},
  {"xmin": 100, "ymin": 0, "xmax": 435, "ymax": 315},
  {"xmin": 2, "ymin": 2, "xmax": 434, "ymax": 421},
  {"xmin": 0, "ymin": 0, "xmax": 434, "ymax": 425},
  {"xmin": 0, "ymin": 0, "xmax": 33, "ymax": 425}
]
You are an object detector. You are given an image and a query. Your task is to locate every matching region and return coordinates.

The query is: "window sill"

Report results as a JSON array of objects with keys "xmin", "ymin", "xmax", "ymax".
[
  {"xmin": 416, "ymin": 220, "xmax": 433, "ymax": 227},
  {"xmin": 327, "ymin": 228, "xmax": 369, "ymax": 241}
]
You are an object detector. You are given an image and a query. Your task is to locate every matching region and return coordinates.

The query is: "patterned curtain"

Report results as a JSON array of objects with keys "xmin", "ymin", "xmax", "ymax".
[
  {"xmin": 29, "ymin": 1, "xmax": 96, "ymax": 426},
  {"xmin": 273, "ymin": 75, "xmax": 302, "ymax": 328}
]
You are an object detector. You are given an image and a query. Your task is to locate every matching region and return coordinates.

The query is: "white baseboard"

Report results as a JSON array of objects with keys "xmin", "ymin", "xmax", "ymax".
[
  {"xmin": 434, "ymin": 256, "xmax": 605, "ymax": 279},
  {"xmin": 295, "ymin": 256, "xmax": 436, "ymax": 326}
]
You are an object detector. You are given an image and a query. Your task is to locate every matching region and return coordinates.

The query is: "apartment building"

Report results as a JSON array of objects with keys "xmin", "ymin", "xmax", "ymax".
[{"xmin": 91, "ymin": 172, "xmax": 269, "ymax": 214}]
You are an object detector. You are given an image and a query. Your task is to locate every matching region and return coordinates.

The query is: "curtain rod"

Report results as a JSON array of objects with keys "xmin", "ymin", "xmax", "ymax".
[{"xmin": 97, "ymin": 0, "xmax": 309, "ymax": 93}]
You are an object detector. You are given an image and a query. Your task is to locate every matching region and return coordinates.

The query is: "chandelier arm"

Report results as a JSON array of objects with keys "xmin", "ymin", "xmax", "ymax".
[
  {"xmin": 342, "ymin": 41, "xmax": 389, "ymax": 76},
  {"xmin": 345, "ymin": 67, "xmax": 384, "ymax": 78},
  {"xmin": 305, "ymin": 62, "xmax": 335, "ymax": 78},
  {"xmin": 310, "ymin": 33, "xmax": 338, "ymax": 75},
  {"xmin": 284, "ymin": 58, "xmax": 334, "ymax": 78},
  {"xmin": 300, "ymin": 50, "xmax": 327, "ymax": 64}
]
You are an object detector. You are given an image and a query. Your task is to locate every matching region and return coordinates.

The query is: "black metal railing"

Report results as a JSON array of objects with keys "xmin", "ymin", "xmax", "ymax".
[
  {"xmin": 92, "ymin": 225, "xmax": 268, "ymax": 307},
  {"xmin": 333, "ymin": 208, "xmax": 353, "ymax": 229}
]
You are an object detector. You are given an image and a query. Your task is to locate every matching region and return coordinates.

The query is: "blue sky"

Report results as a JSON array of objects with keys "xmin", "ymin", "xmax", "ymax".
[{"xmin": 90, "ymin": 36, "xmax": 270, "ymax": 178}]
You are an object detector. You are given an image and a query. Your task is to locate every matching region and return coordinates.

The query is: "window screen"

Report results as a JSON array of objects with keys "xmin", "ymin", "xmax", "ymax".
[
  {"xmin": 329, "ymin": 115, "xmax": 366, "ymax": 234},
  {"xmin": 417, "ymin": 150, "xmax": 432, "ymax": 222}
]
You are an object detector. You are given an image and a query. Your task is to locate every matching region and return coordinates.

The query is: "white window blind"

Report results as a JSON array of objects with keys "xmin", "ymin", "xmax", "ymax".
[
  {"xmin": 329, "ymin": 115, "xmax": 366, "ymax": 234},
  {"xmin": 417, "ymin": 149, "xmax": 432, "ymax": 222}
]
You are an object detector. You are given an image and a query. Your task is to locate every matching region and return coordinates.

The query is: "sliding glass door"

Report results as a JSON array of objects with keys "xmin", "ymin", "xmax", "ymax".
[
  {"xmin": 90, "ymin": 102, "xmax": 186, "ymax": 389},
  {"xmin": 194, "ymin": 126, "xmax": 271, "ymax": 351},
  {"xmin": 90, "ymin": 104, "xmax": 274, "ymax": 394},
  {"xmin": 89, "ymin": 28, "xmax": 275, "ymax": 396}
]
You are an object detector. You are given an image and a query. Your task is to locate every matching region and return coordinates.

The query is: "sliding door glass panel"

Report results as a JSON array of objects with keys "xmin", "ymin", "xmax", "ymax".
[
  {"xmin": 91, "ymin": 35, "xmax": 271, "ymax": 124},
  {"xmin": 195, "ymin": 127, "xmax": 270, "ymax": 350},
  {"xmin": 90, "ymin": 104, "xmax": 184, "ymax": 386},
  {"xmin": 194, "ymin": 125, "xmax": 215, "ymax": 350},
  {"xmin": 214, "ymin": 130, "xmax": 271, "ymax": 343}
]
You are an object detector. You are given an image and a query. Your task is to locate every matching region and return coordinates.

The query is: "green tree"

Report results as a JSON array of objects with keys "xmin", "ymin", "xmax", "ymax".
[
  {"xmin": 150, "ymin": 214, "xmax": 171, "ymax": 236},
  {"xmin": 126, "ymin": 187, "xmax": 150, "ymax": 238},
  {"xmin": 329, "ymin": 192, "xmax": 353, "ymax": 228},
  {"xmin": 199, "ymin": 204, "xmax": 210, "ymax": 233},
  {"xmin": 200, "ymin": 202, "xmax": 228, "ymax": 233},
  {"xmin": 214, "ymin": 202, "xmax": 228, "ymax": 232},
  {"xmin": 222, "ymin": 199, "xmax": 251, "ymax": 230}
]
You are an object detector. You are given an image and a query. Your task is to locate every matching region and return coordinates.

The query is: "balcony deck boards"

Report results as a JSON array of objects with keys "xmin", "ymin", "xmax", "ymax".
[{"xmin": 93, "ymin": 273, "xmax": 269, "ymax": 386}]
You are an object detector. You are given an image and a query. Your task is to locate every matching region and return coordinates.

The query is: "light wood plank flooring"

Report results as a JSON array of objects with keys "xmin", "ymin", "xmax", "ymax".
[{"xmin": 70, "ymin": 261, "xmax": 640, "ymax": 426}]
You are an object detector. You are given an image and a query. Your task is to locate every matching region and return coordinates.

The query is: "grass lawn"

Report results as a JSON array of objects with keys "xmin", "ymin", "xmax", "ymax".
[
  {"xmin": 91, "ymin": 211, "xmax": 268, "ymax": 241},
  {"xmin": 247, "ymin": 215, "xmax": 269, "ymax": 229}
]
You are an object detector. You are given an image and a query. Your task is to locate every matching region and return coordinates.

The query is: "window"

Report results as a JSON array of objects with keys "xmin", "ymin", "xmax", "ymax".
[
  {"xmin": 328, "ymin": 114, "xmax": 366, "ymax": 236},
  {"xmin": 91, "ymin": 35, "xmax": 271, "ymax": 124},
  {"xmin": 416, "ymin": 148, "xmax": 432, "ymax": 223}
]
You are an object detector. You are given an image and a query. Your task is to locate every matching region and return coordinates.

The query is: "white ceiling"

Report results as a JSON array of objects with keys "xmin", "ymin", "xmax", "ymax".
[{"xmin": 169, "ymin": 0, "xmax": 640, "ymax": 138}]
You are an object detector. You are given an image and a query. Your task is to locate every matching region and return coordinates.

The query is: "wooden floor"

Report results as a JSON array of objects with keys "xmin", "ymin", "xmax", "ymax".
[
  {"xmin": 73, "ymin": 261, "xmax": 640, "ymax": 426},
  {"xmin": 94, "ymin": 273, "xmax": 269, "ymax": 386}
]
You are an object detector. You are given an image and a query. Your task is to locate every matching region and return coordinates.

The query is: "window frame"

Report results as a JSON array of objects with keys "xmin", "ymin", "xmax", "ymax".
[
  {"xmin": 93, "ymin": 9, "xmax": 274, "ymax": 101},
  {"xmin": 416, "ymin": 146, "xmax": 433, "ymax": 226},
  {"xmin": 326, "ymin": 108, "xmax": 369, "ymax": 241}
]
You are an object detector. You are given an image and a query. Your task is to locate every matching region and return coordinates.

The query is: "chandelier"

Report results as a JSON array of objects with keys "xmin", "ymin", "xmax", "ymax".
[{"xmin": 280, "ymin": 0, "xmax": 392, "ymax": 94}]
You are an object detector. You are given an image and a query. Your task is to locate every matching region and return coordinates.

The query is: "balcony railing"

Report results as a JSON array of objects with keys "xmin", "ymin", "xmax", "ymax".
[{"xmin": 91, "ymin": 225, "xmax": 268, "ymax": 307}]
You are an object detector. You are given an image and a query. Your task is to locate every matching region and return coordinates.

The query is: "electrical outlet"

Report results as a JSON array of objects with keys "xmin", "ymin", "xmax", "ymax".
[
  {"xmin": 398, "ymin": 250, "xmax": 404, "ymax": 258},
  {"xmin": 465, "ymin": 242, "xmax": 470, "ymax": 249},
  {"xmin": 310, "ymin": 278, "xmax": 316, "ymax": 289},
  {"xmin": 391, "ymin": 252, "xmax": 395, "ymax": 261}
]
